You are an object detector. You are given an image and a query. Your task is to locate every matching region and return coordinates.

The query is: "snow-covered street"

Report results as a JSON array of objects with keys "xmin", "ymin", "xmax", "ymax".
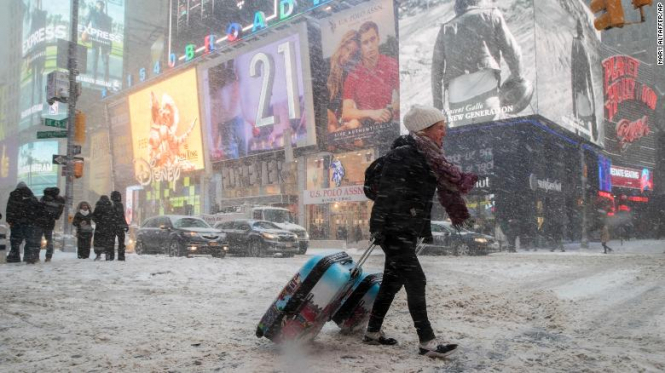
[{"xmin": 1, "ymin": 240, "xmax": 664, "ymax": 372}]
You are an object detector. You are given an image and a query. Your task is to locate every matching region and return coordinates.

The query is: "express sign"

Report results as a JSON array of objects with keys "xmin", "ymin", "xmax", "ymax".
[{"xmin": 610, "ymin": 165, "xmax": 653, "ymax": 192}]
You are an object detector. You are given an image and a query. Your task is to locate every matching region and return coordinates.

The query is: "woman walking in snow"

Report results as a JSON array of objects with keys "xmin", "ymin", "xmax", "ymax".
[
  {"xmin": 364, "ymin": 105, "xmax": 477, "ymax": 358},
  {"xmin": 92, "ymin": 196, "xmax": 116, "ymax": 261},
  {"xmin": 72, "ymin": 201, "xmax": 94, "ymax": 259},
  {"xmin": 601, "ymin": 224, "xmax": 613, "ymax": 254}
]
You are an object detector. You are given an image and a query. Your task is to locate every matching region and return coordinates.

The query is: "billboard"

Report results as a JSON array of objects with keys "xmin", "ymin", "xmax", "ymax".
[
  {"xmin": 601, "ymin": 54, "xmax": 658, "ymax": 168},
  {"xmin": 17, "ymin": 141, "xmax": 59, "ymax": 195},
  {"xmin": 78, "ymin": 0, "xmax": 125, "ymax": 90},
  {"xmin": 610, "ymin": 165, "xmax": 653, "ymax": 192},
  {"xmin": 128, "ymin": 68, "xmax": 204, "ymax": 187},
  {"xmin": 534, "ymin": 0, "xmax": 605, "ymax": 146},
  {"xmin": 19, "ymin": 0, "xmax": 71, "ymax": 129},
  {"xmin": 399, "ymin": 0, "xmax": 537, "ymax": 129},
  {"xmin": 201, "ymin": 25, "xmax": 315, "ymax": 162},
  {"xmin": 320, "ymin": 0, "xmax": 399, "ymax": 148}
]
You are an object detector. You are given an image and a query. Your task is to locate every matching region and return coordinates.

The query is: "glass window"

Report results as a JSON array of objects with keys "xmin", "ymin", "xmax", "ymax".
[
  {"xmin": 173, "ymin": 218, "xmax": 210, "ymax": 229},
  {"xmin": 253, "ymin": 221, "xmax": 280, "ymax": 230},
  {"xmin": 431, "ymin": 224, "xmax": 443, "ymax": 233},
  {"xmin": 262, "ymin": 209, "xmax": 294, "ymax": 223},
  {"xmin": 235, "ymin": 221, "xmax": 251, "ymax": 231},
  {"xmin": 158, "ymin": 217, "xmax": 172, "ymax": 228},
  {"xmin": 142, "ymin": 218, "xmax": 155, "ymax": 228}
]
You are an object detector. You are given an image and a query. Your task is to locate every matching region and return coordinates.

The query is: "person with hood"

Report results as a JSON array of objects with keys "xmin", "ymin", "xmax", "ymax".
[
  {"xmin": 110, "ymin": 191, "xmax": 129, "ymax": 261},
  {"xmin": 34, "ymin": 187, "xmax": 65, "ymax": 262},
  {"xmin": 431, "ymin": 0, "xmax": 526, "ymax": 124},
  {"xmin": 5, "ymin": 182, "xmax": 43, "ymax": 264},
  {"xmin": 92, "ymin": 195, "xmax": 116, "ymax": 261},
  {"xmin": 72, "ymin": 201, "xmax": 94, "ymax": 259},
  {"xmin": 364, "ymin": 105, "xmax": 477, "ymax": 358}
]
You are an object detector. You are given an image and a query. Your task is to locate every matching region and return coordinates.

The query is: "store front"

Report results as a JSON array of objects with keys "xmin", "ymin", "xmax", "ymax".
[
  {"xmin": 444, "ymin": 118, "xmax": 590, "ymax": 248},
  {"xmin": 304, "ymin": 150, "xmax": 376, "ymax": 242}
]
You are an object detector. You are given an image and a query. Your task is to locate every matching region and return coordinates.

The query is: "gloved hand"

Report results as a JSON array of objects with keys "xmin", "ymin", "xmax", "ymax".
[
  {"xmin": 124, "ymin": 226, "xmax": 129, "ymax": 233},
  {"xmin": 371, "ymin": 231, "xmax": 386, "ymax": 246}
]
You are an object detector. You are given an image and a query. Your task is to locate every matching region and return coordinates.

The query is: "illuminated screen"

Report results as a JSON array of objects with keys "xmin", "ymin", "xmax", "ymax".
[
  {"xmin": 128, "ymin": 68, "xmax": 205, "ymax": 186},
  {"xmin": 202, "ymin": 26, "xmax": 315, "ymax": 162},
  {"xmin": 77, "ymin": 0, "xmax": 125, "ymax": 90},
  {"xmin": 19, "ymin": 0, "xmax": 71, "ymax": 129},
  {"xmin": 17, "ymin": 141, "xmax": 59, "ymax": 195}
]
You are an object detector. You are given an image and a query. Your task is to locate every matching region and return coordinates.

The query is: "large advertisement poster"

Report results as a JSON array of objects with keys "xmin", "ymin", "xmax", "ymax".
[
  {"xmin": 319, "ymin": 0, "xmax": 399, "ymax": 148},
  {"xmin": 535, "ymin": 0, "xmax": 605, "ymax": 146},
  {"xmin": 601, "ymin": 54, "xmax": 658, "ymax": 168},
  {"xmin": 610, "ymin": 165, "xmax": 654, "ymax": 192},
  {"xmin": 78, "ymin": 0, "xmax": 125, "ymax": 91},
  {"xmin": 128, "ymin": 69, "xmax": 204, "ymax": 187},
  {"xmin": 17, "ymin": 141, "xmax": 59, "ymax": 195},
  {"xmin": 399, "ymin": 0, "xmax": 536, "ymax": 129},
  {"xmin": 202, "ymin": 27, "xmax": 315, "ymax": 162},
  {"xmin": 19, "ymin": 0, "xmax": 71, "ymax": 130}
]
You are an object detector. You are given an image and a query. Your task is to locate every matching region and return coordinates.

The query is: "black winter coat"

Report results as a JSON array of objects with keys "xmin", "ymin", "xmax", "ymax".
[
  {"xmin": 36, "ymin": 187, "xmax": 65, "ymax": 230},
  {"xmin": 370, "ymin": 135, "xmax": 436, "ymax": 242},
  {"xmin": 6, "ymin": 185, "xmax": 41, "ymax": 226},
  {"xmin": 92, "ymin": 199, "xmax": 116, "ymax": 248},
  {"xmin": 112, "ymin": 201, "xmax": 128, "ymax": 233},
  {"xmin": 72, "ymin": 212, "xmax": 93, "ymax": 235}
]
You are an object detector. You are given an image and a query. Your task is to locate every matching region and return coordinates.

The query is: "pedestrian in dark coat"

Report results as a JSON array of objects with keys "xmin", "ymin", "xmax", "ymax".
[
  {"xmin": 5, "ymin": 182, "xmax": 42, "ymax": 264},
  {"xmin": 92, "ymin": 195, "xmax": 116, "ymax": 261},
  {"xmin": 72, "ymin": 201, "xmax": 94, "ymax": 259},
  {"xmin": 110, "ymin": 191, "xmax": 129, "ymax": 261},
  {"xmin": 364, "ymin": 105, "xmax": 477, "ymax": 359},
  {"xmin": 35, "ymin": 187, "xmax": 65, "ymax": 262}
]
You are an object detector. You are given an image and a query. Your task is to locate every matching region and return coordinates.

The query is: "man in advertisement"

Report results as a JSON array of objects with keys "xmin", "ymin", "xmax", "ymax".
[
  {"xmin": 341, "ymin": 21, "xmax": 399, "ymax": 128},
  {"xmin": 431, "ymin": 0, "xmax": 526, "ymax": 125},
  {"xmin": 571, "ymin": 19, "xmax": 598, "ymax": 141},
  {"xmin": 83, "ymin": 0, "xmax": 113, "ymax": 83}
]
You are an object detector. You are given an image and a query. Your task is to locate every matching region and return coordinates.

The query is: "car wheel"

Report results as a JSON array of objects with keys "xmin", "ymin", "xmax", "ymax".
[
  {"xmin": 455, "ymin": 243, "xmax": 470, "ymax": 256},
  {"xmin": 135, "ymin": 241, "xmax": 144, "ymax": 255},
  {"xmin": 248, "ymin": 239, "xmax": 261, "ymax": 257},
  {"xmin": 298, "ymin": 246, "xmax": 308, "ymax": 255},
  {"xmin": 169, "ymin": 241, "xmax": 182, "ymax": 257}
]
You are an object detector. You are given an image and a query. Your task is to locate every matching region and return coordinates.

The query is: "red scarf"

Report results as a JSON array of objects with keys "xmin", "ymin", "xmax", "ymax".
[{"xmin": 412, "ymin": 133, "xmax": 478, "ymax": 226}]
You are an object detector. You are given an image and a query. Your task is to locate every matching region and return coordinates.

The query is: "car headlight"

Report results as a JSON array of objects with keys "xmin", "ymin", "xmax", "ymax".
[
  {"xmin": 474, "ymin": 237, "xmax": 488, "ymax": 244},
  {"xmin": 262, "ymin": 232, "xmax": 277, "ymax": 240}
]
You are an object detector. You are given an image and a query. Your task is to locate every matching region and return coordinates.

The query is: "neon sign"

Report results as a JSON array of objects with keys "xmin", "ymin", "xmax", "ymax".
[{"xmin": 122, "ymin": 0, "xmax": 330, "ymax": 93}]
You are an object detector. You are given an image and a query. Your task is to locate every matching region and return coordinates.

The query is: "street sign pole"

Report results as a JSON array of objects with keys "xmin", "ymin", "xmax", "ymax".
[{"xmin": 63, "ymin": 0, "xmax": 79, "ymax": 237}]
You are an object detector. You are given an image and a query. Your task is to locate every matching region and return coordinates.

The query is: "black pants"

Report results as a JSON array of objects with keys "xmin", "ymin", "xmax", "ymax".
[
  {"xmin": 602, "ymin": 242, "xmax": 612, "ymax": 253},
  {"xmin": 115, "ymin": 231, "xmax": 125, "ymax": 260},
  {"xmin": 367, "ymin": 234, "xmax": 435, "ymax": 343},
  {"xmin": 9, "ymin": 224, "xmax": 38, "ymax": 263},
  {"xmin": 34, "ymin": 227, "xmax": 54, "ymax": 259},
  {"xmin": 77, "ymin": 232, "xmax": 92, "ymax": 259}
]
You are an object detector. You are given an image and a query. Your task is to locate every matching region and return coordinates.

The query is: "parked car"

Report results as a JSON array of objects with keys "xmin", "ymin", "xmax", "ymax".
[
  {"xmin": 420, "ymin": 220, "xmax": 500, "ymax": 256},
  {"xmin": 214, "ymin": 219, "xmax": 299, "ymax": 257},
  {"xmin": 135, "ymin": 215, "xmax": 228, "ymax": 258}
]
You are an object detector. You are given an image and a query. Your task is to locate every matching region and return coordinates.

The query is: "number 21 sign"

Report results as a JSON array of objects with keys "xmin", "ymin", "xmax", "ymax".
[{"xmin": 205, "ymin": 30, "xmax": 315, "ymax": 162}]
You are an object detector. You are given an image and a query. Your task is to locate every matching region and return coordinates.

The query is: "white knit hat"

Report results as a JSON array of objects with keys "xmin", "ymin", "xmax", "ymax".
[{"xmin": 403, "ymin": 105, "xmax": 447, "ymax": 133}]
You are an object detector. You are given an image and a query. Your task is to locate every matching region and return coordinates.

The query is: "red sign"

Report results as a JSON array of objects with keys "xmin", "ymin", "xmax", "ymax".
[
  {"xmin": 616, "ymin": 116, "xmax": 651, "ymax": 150},
  {"xmin": 610, "ymin": 165, "xmax": 653, "ymax": 191}
]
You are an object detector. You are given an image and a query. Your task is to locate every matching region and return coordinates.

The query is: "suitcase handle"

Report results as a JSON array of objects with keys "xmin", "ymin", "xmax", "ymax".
[{"xmin": 350, "ymin": 240, "xmax": 377, "ymax": 279}]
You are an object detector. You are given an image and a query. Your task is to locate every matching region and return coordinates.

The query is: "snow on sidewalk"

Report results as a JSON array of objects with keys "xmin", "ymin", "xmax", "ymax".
[{"xmin": 1, "ymin": 240, "xmax": 664, "ymax": 372}]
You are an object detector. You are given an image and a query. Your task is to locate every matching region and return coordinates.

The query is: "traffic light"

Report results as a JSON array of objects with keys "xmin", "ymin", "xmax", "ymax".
[
  {"xmin": 590, "ymin": 0, "xmax": 625, "ymax": 30},
  {"xmin": 74, "ymin": 111, "xmax": 86, "ymax": 144},
  {"xmin": 631, "ymin": 0, "xmax": 653, "ymax": 8},
  {"xmin": 73, "ymin": 159, "xmax": 84, "ymax": 179}
]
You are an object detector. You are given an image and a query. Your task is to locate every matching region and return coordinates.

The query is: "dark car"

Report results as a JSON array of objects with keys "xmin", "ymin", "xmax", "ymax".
[
  {"xmin": 135, "ymin": 215, "xmax": 228, "ymax": 258},
  {"xmin": 420, "ymin": 221, "xmax": 500, "ymax": 256},
  {"xmin": 214, "ymin": 219, "xmax": 299, "ymax": 257}
]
